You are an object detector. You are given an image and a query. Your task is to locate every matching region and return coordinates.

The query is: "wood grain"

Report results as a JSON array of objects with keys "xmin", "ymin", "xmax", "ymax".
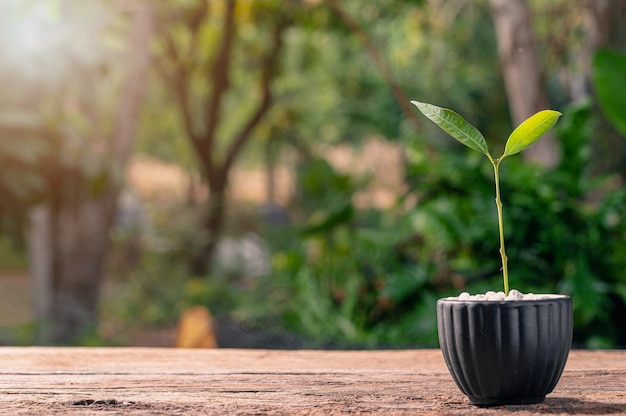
[{"xmin": 0, "ymin": 348, "xmax": 624, "ymax": 415}]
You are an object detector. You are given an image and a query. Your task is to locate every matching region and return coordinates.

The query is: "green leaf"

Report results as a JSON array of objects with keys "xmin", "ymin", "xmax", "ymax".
[
  {"xmin": 593, "ymin": 48, "xmax": 626, "ymax": 137},
  {"xmin": 502, "ymin": 110, "xmax": 561, "ymax": 159},
  {"xmin": 411, "ymin": 101, "xmax": 489, "ymax": 155}
]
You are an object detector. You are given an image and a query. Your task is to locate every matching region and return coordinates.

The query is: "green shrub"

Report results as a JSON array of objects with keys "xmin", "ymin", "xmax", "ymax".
[
  {"xmin": 265, "ymin": 102, "xmax": 626, "ymax": 348},
  {"xmin": 404, "ymin": 102, "xmax": 626, "ymax": 348},
  {"xmin": 109, "ymin": 102, "xmax": 626, "ymax": 348}
]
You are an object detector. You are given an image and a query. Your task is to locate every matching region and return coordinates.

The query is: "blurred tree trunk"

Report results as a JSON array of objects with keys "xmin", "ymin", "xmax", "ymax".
[
  {"xmin": 489, "ymin": 0, "xmax": 559, "ymax": 167},
  {"xmin": 28, "ymin": 199, "xmax": 114, "ymax": 343},
  {"xmin": 27, "ymin": 3, "xmax": 153, "ymax": 344},
  {"xmin": 154, "ymin": 0, "xmax": 290, "ymax": 275},
  {"xmin": 192, "ymin": 14, "xmax": 288, "ymax": 275}
]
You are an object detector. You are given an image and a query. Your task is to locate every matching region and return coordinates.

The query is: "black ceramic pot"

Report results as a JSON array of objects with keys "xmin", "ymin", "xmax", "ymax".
[{"xmin": 437, "ymin": 295, "xmax": 573, "ymax": 406}]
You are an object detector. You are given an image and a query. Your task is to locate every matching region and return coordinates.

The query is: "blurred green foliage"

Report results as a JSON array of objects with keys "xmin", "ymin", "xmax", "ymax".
[
  {"xmin": 108, "ymin": 2, "xmax": 626, "ymax": 349},
  {"xmin": 0, "ymin": 235, "xmax": 28, "ymax": 271},
  {"xmin": 253, "ymin": 102, "xmax": 626, "ymax": 349},
  {"xmin": 118, "ymin": 103, "xmax": 626, "ymax": 349},
  {"xmin": 1, "ymin": 0, "xmax": 625, "ymax": 348},
  {"xmin": 593, "ymin": 50, "xmax": 626, "ymax": 136}
]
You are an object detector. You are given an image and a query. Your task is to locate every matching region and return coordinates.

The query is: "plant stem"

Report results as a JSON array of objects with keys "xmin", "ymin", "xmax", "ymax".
[{"xmin": 490, "ymin": 157, "xmax": 509, "ymax": 295}]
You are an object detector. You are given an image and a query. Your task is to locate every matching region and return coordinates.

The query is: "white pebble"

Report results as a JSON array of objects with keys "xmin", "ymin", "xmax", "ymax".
[
  {"xmin": 446, "ymin": 290, "xmax": 565, "ymax": 301},
  {"xmin": 505, "ymin": 289, "xmax": 524, "ymax": 300},
  {"xmin": 488, "ymin": 291, "xmax": 506, "ymax": 301}
]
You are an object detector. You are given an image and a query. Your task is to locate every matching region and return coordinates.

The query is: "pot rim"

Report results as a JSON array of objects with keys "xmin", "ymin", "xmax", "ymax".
[{"xmin": 438, "ymin": 294, "xmax": 571, "ymax": 304}]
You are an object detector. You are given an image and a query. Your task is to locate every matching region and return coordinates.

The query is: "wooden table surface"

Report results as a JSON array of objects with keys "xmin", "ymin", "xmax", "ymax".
[{"xmin": 0, "ymin": 348, "xmax": 624, "ymax": 415}]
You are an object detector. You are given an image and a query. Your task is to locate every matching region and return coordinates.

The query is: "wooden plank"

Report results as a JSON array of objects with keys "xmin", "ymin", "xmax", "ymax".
[{"xmin": 0, "ymin": 348, "xmax": 624, "ymax": 415}]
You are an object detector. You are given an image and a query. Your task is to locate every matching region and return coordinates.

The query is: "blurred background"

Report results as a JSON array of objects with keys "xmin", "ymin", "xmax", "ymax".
[{"xmin": 0, "ymin": 0, "xmax": 624, "ymax": 349}]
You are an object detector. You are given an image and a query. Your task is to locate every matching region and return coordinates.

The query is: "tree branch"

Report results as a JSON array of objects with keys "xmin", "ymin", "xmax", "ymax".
[
  {"xmin": 158, "ymin": 30, "xmax": 204, "ymax": 158},
  {"xmin": 223, "ymin": 18, "xmax": 288, "ymax": 175},
  {"xmin": 204, "ymin": 0, "xmax": 237, "ymax": 154},
  {"xmin": 153, "ymin": 6, "xmax": 214, "ymax": 173},
  {"xmin": 324, "ymin": 0, "xmax": 422, "ymax": 133}
]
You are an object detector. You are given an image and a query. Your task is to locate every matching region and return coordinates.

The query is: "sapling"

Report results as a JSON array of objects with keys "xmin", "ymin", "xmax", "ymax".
[{"xmin": 411, "ymin": 101, "xmax": 561, "ymax": 296}]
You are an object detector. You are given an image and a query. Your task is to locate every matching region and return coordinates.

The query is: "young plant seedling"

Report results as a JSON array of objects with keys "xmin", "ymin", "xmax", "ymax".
[{"xmin": 411, "ymin": 101, "xmax": 561, "ymax": 295}]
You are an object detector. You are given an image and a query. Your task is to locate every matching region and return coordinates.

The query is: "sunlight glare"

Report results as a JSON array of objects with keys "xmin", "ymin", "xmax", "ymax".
[{"xmin": 0, "ymin": 0, "xmax": 112, "ymax": 88}]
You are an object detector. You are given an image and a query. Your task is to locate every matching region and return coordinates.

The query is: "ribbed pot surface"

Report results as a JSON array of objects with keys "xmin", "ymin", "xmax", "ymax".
[{"xmin": 437, "ymin": 296, "xmax": 572, "ymax": 406}]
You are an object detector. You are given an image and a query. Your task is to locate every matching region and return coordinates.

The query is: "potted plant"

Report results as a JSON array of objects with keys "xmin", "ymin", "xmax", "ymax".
[{"xmin": 411, "ymin": 101, "xmax": 573, "ymax": 406}]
